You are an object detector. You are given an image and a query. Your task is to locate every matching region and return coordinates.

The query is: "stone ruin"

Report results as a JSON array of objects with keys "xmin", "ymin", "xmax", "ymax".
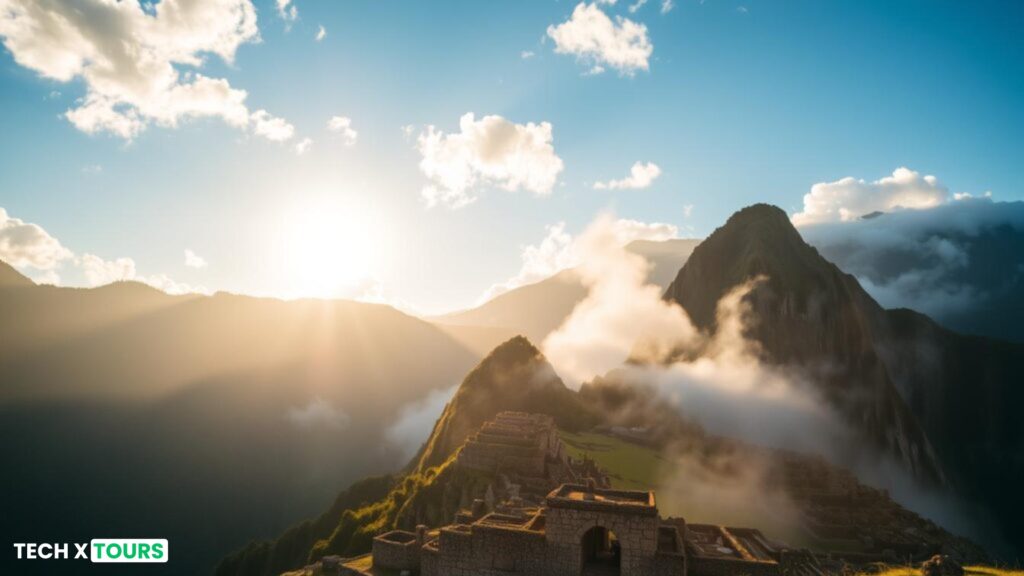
[
  {"xmin": 292, "ymin": 412, "xmax": 829, "ymax": 576},
  {"xmin": 326, "ymin": 477, "xmax": 823, "ymax": 576},
  {"xmin": 454, "ymin": 411, "xmax": 611, "ymax": 505}
]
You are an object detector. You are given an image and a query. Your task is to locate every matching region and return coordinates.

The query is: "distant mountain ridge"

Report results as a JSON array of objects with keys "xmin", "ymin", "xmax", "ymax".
[
  {"xmin": 435, "ymin": 238, "xmax": 700, "ymax": 344},
  {"xmin": 0, "ymin": 271, "xmax": 483, "ymax": 576}
]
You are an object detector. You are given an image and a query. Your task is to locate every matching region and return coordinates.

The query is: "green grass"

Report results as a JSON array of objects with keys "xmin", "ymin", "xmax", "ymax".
[
  {"xmin": 558, "ymin": 431, "xmax": 667, "ymax": 491},
  {"xmin": 861, "ymin": 567, "xmax": 1024, "ymax": 576}
]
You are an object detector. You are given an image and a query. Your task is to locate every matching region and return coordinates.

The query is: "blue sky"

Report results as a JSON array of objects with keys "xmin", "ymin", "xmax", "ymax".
[{"xmin": 0, "ymin": 0, "xmax": 1021, "ymax": 313}]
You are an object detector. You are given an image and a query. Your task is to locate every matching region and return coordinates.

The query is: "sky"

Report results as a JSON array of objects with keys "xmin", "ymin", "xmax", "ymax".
[{"xmin": 0, "ymin": 0, "xmax": 1022, "ymax": 314}]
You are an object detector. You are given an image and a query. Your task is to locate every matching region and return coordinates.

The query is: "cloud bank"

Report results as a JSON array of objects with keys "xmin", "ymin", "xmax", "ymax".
[
  {"xmin": 801, "ymin": 195, "xmax": 1024, "ymax": 329},
  {"xmin": 792, "ymin": 168, "xmax": 1024, "ymax": 337},
  {"xmin": 792, "ymin": 167, "xmax": 948, "ymax": 226},
  {"xmin": 416, "ymin": 113, "xmax": 564, "ymax": 208}
]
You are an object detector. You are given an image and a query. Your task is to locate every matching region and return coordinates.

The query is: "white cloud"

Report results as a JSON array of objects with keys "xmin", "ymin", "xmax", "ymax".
[
  {"xmin": 629, "ymin": 0, "xmax": 649, "ymax": 13},
  {"xmin": 82, "ymin": 164, "xmax": 103, "ymax": 174},
  {"xmin": 250, "ymin": 109, "xmax": 295, "ymax": 142},
  {"xmin": 480, "ymin": 216, "xmax": 677, "ymax": 302},
  {"xmin": 315, "ymin": 25, "xmax": 326, "ymax": 42},
  {"xmin": 141, "ymin": 272, "xmax": 207, "ymax": 296},
  {"xmin": 683, "ymin": 204, "xmax": 694, "ymax": 218},
  {"xmin": 661, "ymin": 0, "xmax": 675, "ymax": 13},
  {"xmin": 521, "ymin": 50, "xmax": 535, "ymax": 59},
  {"xmin": 547, "ymin": 2, "xmax": 653, "ymax": 75},
  {"xmin": 80, "ymin": 253, "xmax": 136, "ymax": 286},
  {"xmin": 327, "ymin": 115, "xmax": 358, "ymax": 146},
  {"xmin": 184, "ymin": 249, "xmax": 207, "ymax": 269},
  {"xmin": 31, "ymin": 269, "xmax": 61, "ymax": 286},
  {"xmin": 286, "ymin": 397, "xmax": 351, "ymax": 431},
  {"xmin": 80, "ymin": 253, "xmax": 206, "ymax": 294},
  {"xmin": 0, "ymin": 207, "xmax": 73, "ymax": 270},
  {"xmin": 594, "ymin": 161, "xmax": 661, "ymax": 190},
  {"xmin": 416, "ymin": 113, "xmax": 564, "ymax": 208},
  {"xmin": 542, "ymin": 214, "xmax": 698, "ymax": 385},
  {"xmin": 1, "ymin": 207, "xmax": 206, "ymax": 294},
  {"xmin": 0, "ymin": 0, "xmax": 295, "ymax": 142},
  {"xmin": 276, "ymin": 0, "xmax": 297, "ymax": 22},
  {"xmin": 792, "ymin": 167, "xmax": 949, "ymax": 226},
  {"xmin": 294, "ymin": 137, "xmax": 313, "ymax": 155}
]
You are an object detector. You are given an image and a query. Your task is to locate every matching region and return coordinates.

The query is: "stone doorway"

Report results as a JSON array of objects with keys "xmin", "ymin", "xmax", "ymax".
[{"xmin": 580, "ymin": 526, "xmax": 621, "ymax": 575}]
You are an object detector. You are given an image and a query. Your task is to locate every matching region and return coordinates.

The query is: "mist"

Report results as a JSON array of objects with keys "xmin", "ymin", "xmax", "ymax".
[{"xmin": 385, "ymin": 384, "xmax": 458, "ymax": 465}]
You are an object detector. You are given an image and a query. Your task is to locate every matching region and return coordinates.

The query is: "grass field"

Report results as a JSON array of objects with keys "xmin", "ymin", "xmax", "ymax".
[
  {"xmin": 557, "ymin": 430, "xmax": 667, "ymax": 491},
  {"xmin": 862, "ymin": 568, "xmax": 1024, "ymax": 576}
]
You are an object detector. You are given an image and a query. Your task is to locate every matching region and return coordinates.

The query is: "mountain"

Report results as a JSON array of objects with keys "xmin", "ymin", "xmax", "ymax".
[
  {"xmin": 664, "ymin": 204, "xmax": 943, "ymax": 481},
  {"xmin": 218, "ymin": 336, "xmax": 596, "ymax": 576},
  {"xmin": 664, "ymin": 204, "xmax": 1024, "ymax": 555},
  {"xmin": 0, "ymin": 272, "xmax": 482, "ymax": 576},
  {"xmin": 0, "ymin": 259, "xmax": 34, "ymax": 288},
  {"xmin": 219, "ymin": 336, "xmax": 989, "ymax": 576},
  {"xmin": 435, "ymin": 238, "xmax": 700, "ymax": 345},
  {"xmin": 412, "ymin": 335, "xmax": 597, "ymax": 472}
]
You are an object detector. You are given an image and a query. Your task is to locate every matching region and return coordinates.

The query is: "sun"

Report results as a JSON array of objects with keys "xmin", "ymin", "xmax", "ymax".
[{"xmin": 276, "ymin": 196, "xmax": 377, "ymax": 299}]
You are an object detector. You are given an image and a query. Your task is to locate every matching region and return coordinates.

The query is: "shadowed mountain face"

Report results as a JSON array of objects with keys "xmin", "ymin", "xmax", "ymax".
[
  {"xmin": 436, "ymin": 239, "xmax": 700, "ymax": 346},
  {"xmin": 664, "ymin": 204, "xmax": 943, "ymax": 481},
  {"xmin": 664, "ymin": 204, "xmax": 1024, "ymax": 556},
  {"xmin": 0, "ymin": 271, "xmax": 480, "ymax": 576}
]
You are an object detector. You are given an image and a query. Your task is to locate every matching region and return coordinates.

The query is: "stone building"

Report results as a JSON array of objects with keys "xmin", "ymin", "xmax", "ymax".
[
  {"xmin": 296, "ymin": 413, "xmax": 826, "ymax": 576},
  {"xmin": 324, "ymin": 478, "xmax": 822, "ymax": 576}
]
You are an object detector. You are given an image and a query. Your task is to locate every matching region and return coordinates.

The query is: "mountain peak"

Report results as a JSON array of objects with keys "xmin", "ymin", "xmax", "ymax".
[
  {"xmin": 0, "ymin": 260, "xmax": 35, "ymax": 288},
  {"xmin": 665, "ymin": 203, "xmax": 826, "ymax": 331},
  {"xmin": 725, "ymin": 202, "xmax": 791, "ymax": 226},
  {"xmin": 413, "ymin": 335, "xmax": 594, "ymax": 471}
]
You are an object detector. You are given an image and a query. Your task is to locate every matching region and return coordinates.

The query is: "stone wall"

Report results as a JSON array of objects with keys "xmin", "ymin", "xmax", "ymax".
[
  {"xmin": 688, "ymin": 556, "xmax": 781, "ymax": 576},
  {"xmin": 422, "ymin": 522, "xmax": 546, "ymax": 576},
  {"xmin": 371, "ymin": 530, "xmax": 420, "ymax": 571},
  {"xmin": 544, "ymin": 505, "xmax": 660, "ymax": 576}
]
